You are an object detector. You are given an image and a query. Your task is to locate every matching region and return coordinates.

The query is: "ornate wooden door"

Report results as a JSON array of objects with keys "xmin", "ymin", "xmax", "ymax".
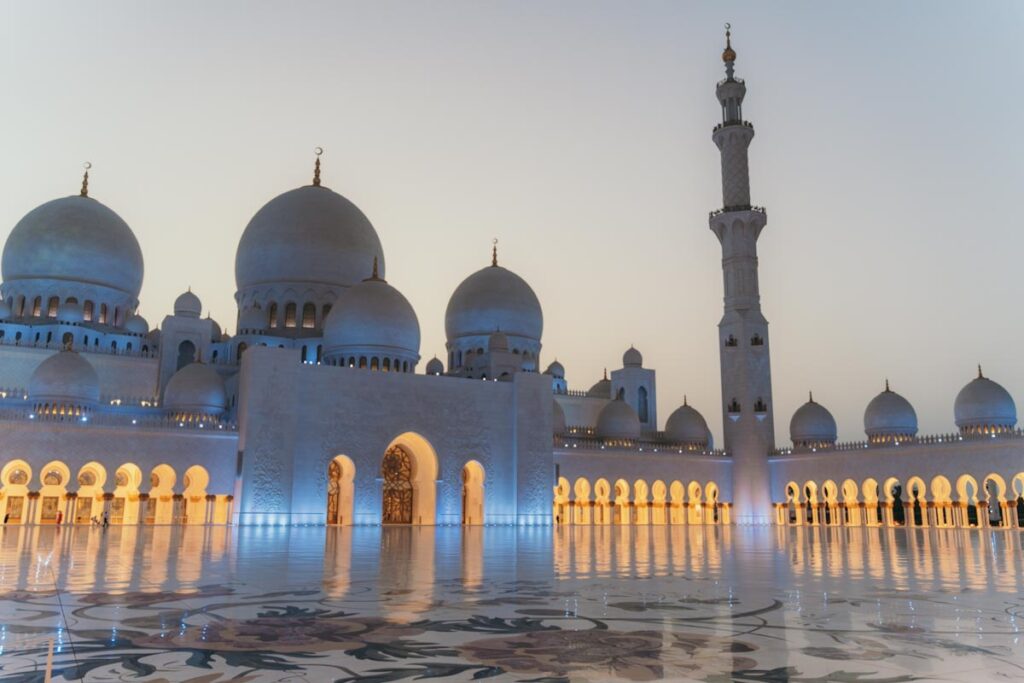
[{"xmin": 381, "ymin": 446, "xmax": 413, "ymax": 524}]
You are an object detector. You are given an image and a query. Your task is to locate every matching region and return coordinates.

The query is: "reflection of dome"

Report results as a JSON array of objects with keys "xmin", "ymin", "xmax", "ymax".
[
  {"xmin": 238, "ymin": 306, "xmax": 265, "ymax": 332},
  {"xmin": 665, "ymin": 399, "xmax": 709, "ymax": 447},
  {"xmin": 790, "ymin": 394, "xmax": 838, "ymax": 448},
  {"xmin": 553, "ymin": 400, "xmax": 567, "ymax": 435},
  {"xmin": 954, "ymin": 367, "xmax": 1017, "ymax": 435},
  {"xmin": 29, "ymin": 350, "xmax": 100, "ymax": 410},
  {"xmin": 623, "ymin": 346, "xmax": 643, "ymax": 368},
  {"xmin": 57, "ymin": 300, "xmax": 84, "ymax": 323},
  {"xmin": 545, "ymin": 360, "xmax": 565, "ymax": 379},
  {"xmin": 864, "ymin": 381, "xmax": 917, "ymax": 442},
  {"xmin": 445, "ymin": 264, "xmax": 542, "ymax": 342},
  {"xmin": 322, "ymin": 270, "xmax": 420, "ymax": 369},
  {"xmin": 235, "ymin": 185, "xmax": 384, "ymax": 291},
  {"xmin": 587, "ymin": 372, "xmax": 611, "ymax": 399},
  {"xmin": 595, "ymin": 398, "xmax": 641, "ymax": 441},
  {"xmin": 425, "ymin": 357, "xmax": 444, "ymax": 376},
  {"xmin": 2, "ymin": 195, "xmax": 144, "ymax": 298},
  {"xmin": 163, "ymin": 363, "xmax": 227, "ymax": 416},
  {"xmin": 124, "ymin": 313, "xmax": 149, "ymax": 334},
  {"xmin": 174, "ymin": 290, "xmax": 202, "ymax": 318}
]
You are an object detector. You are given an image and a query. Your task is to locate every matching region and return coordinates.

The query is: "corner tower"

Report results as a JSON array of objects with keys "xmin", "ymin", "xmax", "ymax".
[{"xmin": 708, "ymin": 26, "xmax": 774, "ymax": 524}]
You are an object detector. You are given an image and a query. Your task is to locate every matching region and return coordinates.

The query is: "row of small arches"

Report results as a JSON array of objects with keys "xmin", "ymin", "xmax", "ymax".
[
  {"xmin": 552, "ymin": 476, "xmax": 728, "ymax": 525},
  {"xmin": 779, "ymin": 472, "xmax": 1024, "ymax": 529},
  {"xmin": 5, "ymin": 295, "xmax": 126, "ymax": 326},
  {"xmin": 3, "ymin": 329, "xmax": 148, "ymax": 353},
  {"xmin": 240, "ymin": 302, "xmax": 332, "ymax": 332}
]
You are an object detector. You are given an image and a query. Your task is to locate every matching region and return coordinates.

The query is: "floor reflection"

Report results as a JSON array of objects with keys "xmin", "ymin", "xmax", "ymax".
[{"xmin": 1, "ymin": 524, "xmax": 1022, "ymax": 681}]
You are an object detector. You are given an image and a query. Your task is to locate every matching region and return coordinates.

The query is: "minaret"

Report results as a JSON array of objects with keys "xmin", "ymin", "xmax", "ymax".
[{"xmin": 708, "ymin": 25, "xmax": 775, "ymax": 524}]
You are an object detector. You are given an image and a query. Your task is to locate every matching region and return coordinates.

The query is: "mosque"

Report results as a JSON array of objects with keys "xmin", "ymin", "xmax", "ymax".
[{"xmin": 1, "ymin": 32, "xmax": 1023, "ymax": 531}]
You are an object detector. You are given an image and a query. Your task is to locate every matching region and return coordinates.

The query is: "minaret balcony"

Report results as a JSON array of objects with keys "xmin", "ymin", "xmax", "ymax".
[
  {"xmin": 709, "ymin": 205, "xmax": 766, "ymax": 218},
  {"xmin": 712, "ymin": 120, "xmax": 753, "ymax": 133}
]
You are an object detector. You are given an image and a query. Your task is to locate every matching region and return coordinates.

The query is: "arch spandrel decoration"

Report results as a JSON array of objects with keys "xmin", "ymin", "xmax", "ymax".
[{"xmin": 382, "ymin": 445, "xmax": 414, "ymax": 524}]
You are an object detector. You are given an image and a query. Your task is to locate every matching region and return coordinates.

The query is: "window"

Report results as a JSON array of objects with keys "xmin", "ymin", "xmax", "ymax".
[
  {"xmin": 177, "ymin": 340, "xmax": 196, "ymax": 370},
  {"xmin": 321, "ymin": 303, "xmax": 331, "ymax": 321},
  {"xmin": 46, "ymin": 297, "xmax": 59, "ymax": 318},
  {"xmin": 616, "ymin": 387, "xmax": 625, "ymax": 400},
  {"xmin": 371, "ymin": 357, "xmax": 379, "ymax": 370},
  {"xmin": 302, "ymin": 303, "xmax": 316, "ymax": 329},
  {"xmin": 32, "ymin": 297, "xmax": 41, "ymax": 317},
  {"xmin": 83, "ymin": 301, "xmax": 94, "ymax": 321},
  {"xmin": 99, "ymin": 304, "xmax": 108, "ymax": 324},
  {"xmin": 638, "ymin": 386, "xmax": 649, "ymax": 423},
  {"xmin": 754, "ymin": 398, "xmax": 767, "ymax": 413},
  {"xmin": 284, "ymin": 303, "xmax": 297, "ymax": 328},
  {"xmin": 751, "ymin": 334, "xmax": 764, "ymax": 346},
  {"xmin": 359, "ymin": 357, "xmax": 367, "ymax": 369},
  {"xmin": 113, "ymin": 307, "xmax": 121, "ymax": 326},
  {"xmin": 236, "ymin": 342, "xmax": 247, "ymax": 362},
  {"xmin": 268, "ymin": 303, "xmax": 278, "ymax": 328},
  {"xmin": 724, "ymin": 335, "xmax": 738, "ymax": 347},
  {"xmin": 727, "ymin": 398, "xmax": 741, "ymax": 413},
  {"xmin": 383, "ymin": 358, "xmax": 391, "ymax": 371},
  {"xmin": 61, "ymin": 332, "xmax": 73, "ymax": 348},
  {"xmin": 316, "ymin": 345, "xmax": 322, "ymax": 363}
]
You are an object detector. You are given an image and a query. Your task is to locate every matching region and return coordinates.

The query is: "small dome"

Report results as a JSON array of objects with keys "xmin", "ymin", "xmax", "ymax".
[
  {"xmin": 445, "ymin": 264, "xmax": 543, "ymax": 342},
  {"xmin": 174, "ymin": 290, "xmax": 202, "ymax": 318},
  {"xmin": 665, "ymin": 400, "xmax": 709, "ymax": 447},
  {"xmin": 206, "ymin": 315, "xmax": 222, "ymax": 342},
  {"xmin": 0, "ymin": 299, "xmax": 10, "ymax": 319},
  {"xmin": 954, "ymin": 367, "xmax": 1017, "ymax": 434},
  {"xmin": 29, "ymin": 350, "xmax": 100, "ymax": 409},
  {"xmin": 864, "ymin": 382, "xmax": 917, "ymax": 441},
  {"xmin": 553, "ymin": 400, "xmax": 567, "ymax": 435},
  {"xmin": 322, "ymin": 273, "xmax": 420, "ymax": 365},
  {"xmin": 57, "ymin": 300, "xmax": 84, "ymax": 324},
  {"xmin": 623, "ymin": 346, "xmax": 643, "ymax": 368},
  {"xmin": 545, "ymin": 360, "xmax": 565, "ymax": 379},
  {"xmin": 235, "ymin": 185, "xmax": 384, "ymax": 291},
  {"xmin": 596, "ymin": 398, "xmax": 642, "ymax": 441},
  {"xmin": 488, "ymin": 329, "xmax": 509, "ymax": 352},
  {"xmin": 587, "ymin": 372, "xmax": 611, "ymax": 399},
  {"xmin": 2, "ymin": 195, "xmax": 144, "ymax": 299},
  {"xmin": 163, "ymin": 362, "xmax": 227, "ymax": 416},
  {"xmin": 238, "ymin": 306, "xmax": 266, "ymax": 332},
  {"xmin": 124, "ymin": 313, "xmax": 149, "ymax": 334},
  {"xmin": 790, "ymin": 394, "xmax": 838, "ymax": 448},
  {"xmin": 425, "ymin": 356, "xmax": 444, "ymax": 375}
]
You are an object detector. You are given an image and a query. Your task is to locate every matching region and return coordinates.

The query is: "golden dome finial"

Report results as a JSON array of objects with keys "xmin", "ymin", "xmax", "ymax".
[
  {"xmin": 372, "ymin": 256, "xmax": 379, "ymax": 279},
  {"xmin": 722, "ymin": 23, "xmax": 736, "ymax": 63},
  {"xmin": 313, "ymin": 147, "xmax": 323, "ymax": 187},
  {"xmin": 491, "ymin": 238, "xmax": 498, "ymax": 267},
  {"xmin": 80, "ymin": 162, "xmax": 92, "ymax": 197}
]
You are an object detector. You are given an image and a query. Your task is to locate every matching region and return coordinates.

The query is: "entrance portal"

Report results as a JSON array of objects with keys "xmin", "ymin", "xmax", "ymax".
[{"xmin": 382, "ymin": 445, "xmax": 414, "ymax": 524}]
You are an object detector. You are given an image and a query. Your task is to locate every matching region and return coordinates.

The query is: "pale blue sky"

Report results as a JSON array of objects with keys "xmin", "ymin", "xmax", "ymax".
[{"xmin": 1, "ymin": 1, "xmax": 1022, "ymax": 444}]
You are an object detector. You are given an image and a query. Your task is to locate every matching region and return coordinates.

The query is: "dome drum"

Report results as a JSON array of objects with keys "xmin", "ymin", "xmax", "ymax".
[
  {"xmin": 2, "ymin": 282, "xmax": 138, "ymax": 328},
  {"xmin": 235, "ymin": 284, "xmax": 342, "ymax": 336}
]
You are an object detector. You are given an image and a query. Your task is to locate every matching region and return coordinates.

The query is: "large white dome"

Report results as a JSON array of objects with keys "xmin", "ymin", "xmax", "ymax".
[
  {"xmin": 864, "ymin": 382, "xmax": 917, "ymax": 441},
  {"xmin": 445, "ymin": 264, "xmax": 542, "ymax": 342},
  {"xmin": 595, "ymin": 398, "xmax": 641, "ymax": 441},
  {"xmin": 954, "ymin": 369, "xmax": 1016, "ymax": 434},
  {"xmin": 28, "ymin": 350, "xmax": 100, "ymax": 409},
  {"xmin": 3, "ymin": 195, "xmax": 144, "ymax": 298},
  {"xmin": 163, "ymin": 362, "xmax": 227, "ymax": 416},
  {"xmin": 322, "ymin": 272, "xmax": 420, "ymax": 368},
  {"xmin": 664, "ymin": 400, "xmax": 709, "ymax": 447},
  {"xmin": 235, "ymin": 185, "xmax": 384, "ymax": 291},
  {"xmin": 790, "ymin": 395, "xmax": 837, "ymax": 448}
]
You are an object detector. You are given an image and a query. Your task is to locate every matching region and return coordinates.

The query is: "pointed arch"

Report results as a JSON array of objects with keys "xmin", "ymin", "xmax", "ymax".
[
  {"xmin": 112, "ymin": 463, "xmax": 143, "ymax": 525},
  {"xmin": 572, "ymin": 477, "xmax": 591, "ymax": 525},
  {"xmin": 74, "ymin": 461, "xmax": 107, "ymax": 524},
  {"xmin": 183, "ymin": 465, "xmax": 210, "ymax": 524},
  {"xmin": 327, "ymin": 455, "xmax": 356, "ymax": 526},
  {"xmin": 462, "ymin": 460, "xmax": 485, "ymax": 525},
  {"xmin": 1, "ymin": 460, "xmax": 32, "ymax": 524}
]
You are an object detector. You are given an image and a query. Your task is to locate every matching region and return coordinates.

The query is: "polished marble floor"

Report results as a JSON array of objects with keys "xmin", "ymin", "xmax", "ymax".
[{"xmin": 0, "ymin": 524, "xmax": 1022, "ymax": 682}]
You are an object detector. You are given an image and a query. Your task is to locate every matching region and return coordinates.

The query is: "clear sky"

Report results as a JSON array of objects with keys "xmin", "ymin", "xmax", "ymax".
[{"xmin": 2, "ymin": 1, "xmax": 1022, "ymax": 445}]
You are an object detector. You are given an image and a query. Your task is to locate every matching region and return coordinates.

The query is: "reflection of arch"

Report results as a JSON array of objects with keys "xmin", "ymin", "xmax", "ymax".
[
  {"xmin": 326, "ymin": 455, "xmax": 356, "ymax": 526},
  {"xmin": 38, "ymin": 460, "xmax": 70, "ymax": 524},
  {"xmin": 593, "ymin": 478, "xmax": 611, "ymax": 525},
  {"xmin": 183, "ymin": 465, "xmax": 210, "ymax": 525},
  {"xmin": 147, "ymin": 464, "xmax": 177, "ymax": 524},
  {"xmin": 1, "ymin": 459, "xmax": 32, "ymax": 524},
  {"xmin": 462, "ymin": 460, "xmax": 485, "ymax": 525},
  {"xmin": 112, "ymin": 462, "xmax": 143, "ymax": 525},
  {"xmin": 633, "ymin": 479, "xmax": 650, "ymax": 524},
  {"xmin": 572, "ymin": 477, "xmax": 591, "ymax": 525},
  {"xmin": 382, "ymin": 433, "xmax": 438, "ymax": 525},
  {"xmin": 74, "ymin": 461, "xmax": 107, "ymax": 524},
  {"xmin": 613, "ymin": 479, "xmax": 630, "ymax": 525}
]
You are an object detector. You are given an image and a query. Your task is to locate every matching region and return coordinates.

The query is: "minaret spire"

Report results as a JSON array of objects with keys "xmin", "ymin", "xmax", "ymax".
[
  {"xmin": 79, "ymin": 162, "xmax": 91, "ymax": 197},
  {"xmin": 312, "ymin": 147, "xmax": 323, "ymax": 187},
  {"xmin": 709, "ymin": 25, "xmax": 774, "ymax": 525},
  {"xmin": 491, "ymin": 238, "xmax": 498, "ymax": 267}
]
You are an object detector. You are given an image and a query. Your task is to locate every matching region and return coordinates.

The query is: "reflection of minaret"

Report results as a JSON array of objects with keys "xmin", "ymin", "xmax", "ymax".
[{"xmin": 708, "ymin": 25, "xmax": 774, "ymax": 524}]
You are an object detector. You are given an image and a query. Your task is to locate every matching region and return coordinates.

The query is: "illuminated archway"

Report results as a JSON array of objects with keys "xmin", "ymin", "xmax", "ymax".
[
  {"xmin": 633, "ymin": 479, "xmax": 650, "ymax": 525},
  {"xmin": 930, "ymin": 475, "xmax": 954, "ymax": 528},
  {"xmin": 553, "ymin": 476, "xmax": 571, "ymax": 524},
  {"xmin": 74, "ymin": 461, "xmax": 107, "ymax": 524},
  {"xmin": 38, "ymin": 461, "xmax": 70, "ymax": 524},
  {"xmin": 0, "ymin": 460, "xmax": 32, "ymax": 524},
  {"xmin": 572, "ymin": 477, "xmax": 591, "ymax": 525},
  {"xmin": 802, "ymin": 481, "xmax": 819, "ymax": 526},
  {"xmin": 326, "ymin": 455, "xmax": 356, "ymax": 526},
  {"xmin": 785, "ymin": 481, "xmax": 801, "ymax": 526},
  {"xmin": 906, "ymin": 476, "xmax": 927, "ymax": 527},
  {"xmin": 882, "ymin": 477, "xmax": 904, "ymax": 527},
  {"xmin": 669, "ymin": 480, "xmax": 685, "ymax": 525},
  {"xmin": 821, "ymin": 480, "xmax": 839, "ymax": 526},
  {"xmin": 183, "ymin": 465, "xmax": 210, "ymax": 524},
  {"xmin": 382, "ymin": 433, "xmax": 438, "ymax": 525},
  {"xmin": 613, "ymin": 479, "xmax": 630, "ymax": 525},
  {"xmin": 593, "ymin": 478, "xmax": 611, "ymax": 525},
  {"xmin": 147, "ymin": 464, "xmax": 177, "ymax": 524},
  {"xmin": 983, "ymin": 473, "xmax": 1007, "ymax": 528},
  {"xmin": 1012, "ymin": 473, "xmax": 1024, "ymax": 528},
  {"xmin": 687, "ymin": 481, "xmax": 703, "ymax": 525},
  {"xmin": 840, "ymin": 479, "xmax": 860, "ymax": 526},
  {"xmin": 462, "ymin": 460, "xmax": 485, "ymax": 525},
  {"xmin": 651, "ymin": 480, "xmax": 667, "ymax": 525},
  {"xmin": 112, "ymin": 463, "xmax": 143, "ymax": 525},
  {"xmin": 956, "ymin": 474, "xmax": 979, "ymax": 528},
  {"xmin": 862, "ymin": 478, "xmax": 881, "ymax": 526}
]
